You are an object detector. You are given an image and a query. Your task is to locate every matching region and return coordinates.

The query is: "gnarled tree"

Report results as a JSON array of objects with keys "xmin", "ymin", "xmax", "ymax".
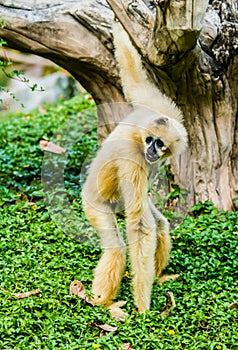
[{"xmin": 0, "ymin": 0, "xmax": 237, "ymax": 211}]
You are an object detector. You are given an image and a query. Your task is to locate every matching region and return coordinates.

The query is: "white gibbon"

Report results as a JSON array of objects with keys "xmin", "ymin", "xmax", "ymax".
[{"xmin": 82, "ymin": 22, "xmax": 187, "ymax": 316}]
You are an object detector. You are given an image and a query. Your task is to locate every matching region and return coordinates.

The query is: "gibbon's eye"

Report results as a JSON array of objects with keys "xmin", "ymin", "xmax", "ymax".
[
  {"xmin": 145, "ymin": 136, "xmax": 153, "ymax": 144},
  {"xmin": 155, "ymin": 138, "xmax": 164, "ymax": 148}
]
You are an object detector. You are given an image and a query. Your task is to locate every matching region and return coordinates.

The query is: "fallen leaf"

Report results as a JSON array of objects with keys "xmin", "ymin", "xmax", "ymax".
[
  {"xmin": 38, "ymin": 106, "xmax": 47, "ymax": 114},
  {"xmin": 158, "ymin": 274, "xmax": 180, "ymax": 285},
  {"xmin": 39, "ymin": 140, "xmax": 66, "ymax": 154},
  {"xmin": 121, "ymin": 343, "xmax": 133, "ymax": 350},
  {"xmin": 27, "ymin": 202, "xmax": 36, "ymax": 206},
  {"xmin": 13, "ymin": 288, "xmax": 40, "ymax": 299},
  {"xmin": 70, "ymin": 280, "xmax": 85, "ymax": 298},
  {"xmin": 70, "ymin": 280, "xmax": 95, "ymax": 306},
  {"xmin": 160, "ymin": 290, "xmax": 176, "ymax": 317},
  {"xmin": 96, "ymin": 324, "xmax": 117, "ymax": 332},
  {"xmin": 228, "ymin": 301, "xmax": 238, "ymax": 309}
]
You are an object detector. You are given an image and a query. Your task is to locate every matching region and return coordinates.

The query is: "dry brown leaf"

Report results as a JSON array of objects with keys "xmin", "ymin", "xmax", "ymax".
[
  {"xmin": 121, "ymin": 343, "xmax": 133, "ymax": 350},
  {"xmin": 228, "ymin": 301, "xmax": 238, "ymax": 309},
  {"xmin": 39, "ymin": 140, "xmax": 66, "ymax": 154},
  {"xmin": 69, "ymin": 280, "xmax": 95, "ymax": 306},
  {"xmin": 158, "ymin": 274, "xmax": 180, "ymax": 285},
  {"xmin": 13, "ymin": 288, "xmax": 40, "ymax": 299},
  {"xmin": 96, "ymin": 324, "xmax": 117, "ymax": 332},
  {"xmin": 27, "ymin": 202, "xmax": 36, "ymax": 206},
  {"xmin": 38, "ymin": 106, "xmax": 47, "ymax": 114},
  {"xmin": 0, "ymin": 287, "xmax": 40, "ymax": 299},
  {"xmin": 160, "ymin": 290, "xmax": 176, "ymax": 317},
  {"xmin": 70, "ymin": 280, "xmax": 85, "ymax": 298}
]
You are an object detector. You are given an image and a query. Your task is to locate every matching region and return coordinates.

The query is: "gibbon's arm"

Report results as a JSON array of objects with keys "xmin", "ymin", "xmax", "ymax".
[{"xmin": 112, "ymin": 22, "xmax": 183, "ymax": 122}]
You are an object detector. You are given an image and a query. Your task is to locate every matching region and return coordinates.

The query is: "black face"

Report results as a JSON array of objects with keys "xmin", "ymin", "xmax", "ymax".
[{"xmin": 145, "ymin": 135, "xmax": 165, "ymax": 163}]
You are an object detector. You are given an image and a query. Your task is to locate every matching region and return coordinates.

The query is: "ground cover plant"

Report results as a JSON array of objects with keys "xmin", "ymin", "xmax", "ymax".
[{"xmin": 0, "ymin": 95, "xmax": 237, "ymax": 350}]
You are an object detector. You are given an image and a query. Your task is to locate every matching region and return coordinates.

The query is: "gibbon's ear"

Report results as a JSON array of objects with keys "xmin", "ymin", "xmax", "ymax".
[
  {"xmin": 161, "ymin": 137, "xmax": 185, "ymax": 160},
  {"xmin": 160, "ymin": 147, "xmax": 172, "ymax": 159},
  {"xmin": 155, "ymin": 117, "xmax": 169, "ymax": 126}
]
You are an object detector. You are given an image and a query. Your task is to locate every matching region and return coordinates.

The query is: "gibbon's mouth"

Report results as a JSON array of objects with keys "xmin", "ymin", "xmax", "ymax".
[{"xmin": 146, "ymin": 153, "xmax": 160, "ymax": 163}]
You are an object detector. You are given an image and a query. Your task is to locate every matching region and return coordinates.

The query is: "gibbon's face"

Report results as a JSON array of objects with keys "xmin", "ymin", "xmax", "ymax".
[
  {"xmin": 141, "ymin": 115, "xmax": 187, "ymax": 164},
  {"xmin": 144, "ymin": 135, "xmax": 166, "ymax": 164}
]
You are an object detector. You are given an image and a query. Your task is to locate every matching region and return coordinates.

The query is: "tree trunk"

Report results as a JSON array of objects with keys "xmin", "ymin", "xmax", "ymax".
[{"xmin": 0, "ymin": 0, "xmax": 237, "ymax": 211}]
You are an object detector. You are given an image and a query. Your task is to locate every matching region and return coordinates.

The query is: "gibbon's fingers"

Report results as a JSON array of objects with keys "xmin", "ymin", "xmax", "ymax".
[{"xmin": 108, "ymin": 301, "xmax": 129, "ymax": 322}]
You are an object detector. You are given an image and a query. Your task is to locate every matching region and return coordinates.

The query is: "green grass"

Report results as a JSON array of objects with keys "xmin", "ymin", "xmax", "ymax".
[{"xmin": 0, "ymin": 95, "xmax": 237, "ymax": 350}]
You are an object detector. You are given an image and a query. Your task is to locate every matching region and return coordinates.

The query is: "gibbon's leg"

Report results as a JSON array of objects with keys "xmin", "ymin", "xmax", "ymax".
[
  {"xmin": 125, "ymin": 200, "xmax": 157, "ymax": 313},
  {"xmin": 149, "ymin": 200, "xmax": 171, "ymax": 277},
  {"xmin": 83, "ymin": 199, "xmax": 126, "ymax": 306}
]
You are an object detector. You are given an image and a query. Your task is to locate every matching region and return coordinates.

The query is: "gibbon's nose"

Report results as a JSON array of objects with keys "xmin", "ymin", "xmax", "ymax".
[
  {"xmin": 147, "ymin": 148, "xmax": 156, "ymax": 156},
  {"xmin": 147, "ymin": 143, "xmax": 157, "ymax": 156}
]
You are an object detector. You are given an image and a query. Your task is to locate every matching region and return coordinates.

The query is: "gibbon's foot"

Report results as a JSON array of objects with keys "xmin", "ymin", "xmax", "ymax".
[{"xmin": 108, "ymin": 301, "xmax": 129, "ymax": 322}]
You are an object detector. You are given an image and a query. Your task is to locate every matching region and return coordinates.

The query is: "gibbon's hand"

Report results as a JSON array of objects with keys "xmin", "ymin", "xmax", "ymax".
[{"xmin": 108, "ymin": 301, "xmax": 129, "ymax": 322}]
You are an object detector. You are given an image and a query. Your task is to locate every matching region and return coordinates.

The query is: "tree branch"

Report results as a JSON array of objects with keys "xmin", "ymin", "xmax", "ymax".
[
  {"xmin": 106, "ymin": 0, "xmax": 154, "ymax": 56},
  {"xmin": 0, "ymin": 0, "xmax": 127, "ymax": 139},
  {"xmin": 0, "ymin": 0, "xmax": 119, "ymax": 92}
]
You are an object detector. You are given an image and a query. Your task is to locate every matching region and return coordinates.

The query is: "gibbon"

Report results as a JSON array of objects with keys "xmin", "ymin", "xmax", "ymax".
[{"xmin": 82, "ymin": 22, "xmax": 187, "ymax": 316}]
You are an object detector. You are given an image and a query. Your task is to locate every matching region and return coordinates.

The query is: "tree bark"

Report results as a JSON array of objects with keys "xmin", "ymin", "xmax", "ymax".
[{"xmin": 0, "ymin": 0, "xmax": 237, "ymax": 211}]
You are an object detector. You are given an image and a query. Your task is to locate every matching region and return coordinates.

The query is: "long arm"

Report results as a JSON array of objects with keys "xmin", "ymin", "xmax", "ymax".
[
  {"xmin": 112, "ymin": 21, "xmax": 183, "ymax": 121},
  {"xmin": 118, "ymin": 163, "xmax": 156, "ymax": 312}
]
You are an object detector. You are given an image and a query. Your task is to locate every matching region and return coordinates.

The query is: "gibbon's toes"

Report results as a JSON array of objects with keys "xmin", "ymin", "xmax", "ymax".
[{"xmin": 108, "ymin": 301, "xmax": 129, "ymax": 322}]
